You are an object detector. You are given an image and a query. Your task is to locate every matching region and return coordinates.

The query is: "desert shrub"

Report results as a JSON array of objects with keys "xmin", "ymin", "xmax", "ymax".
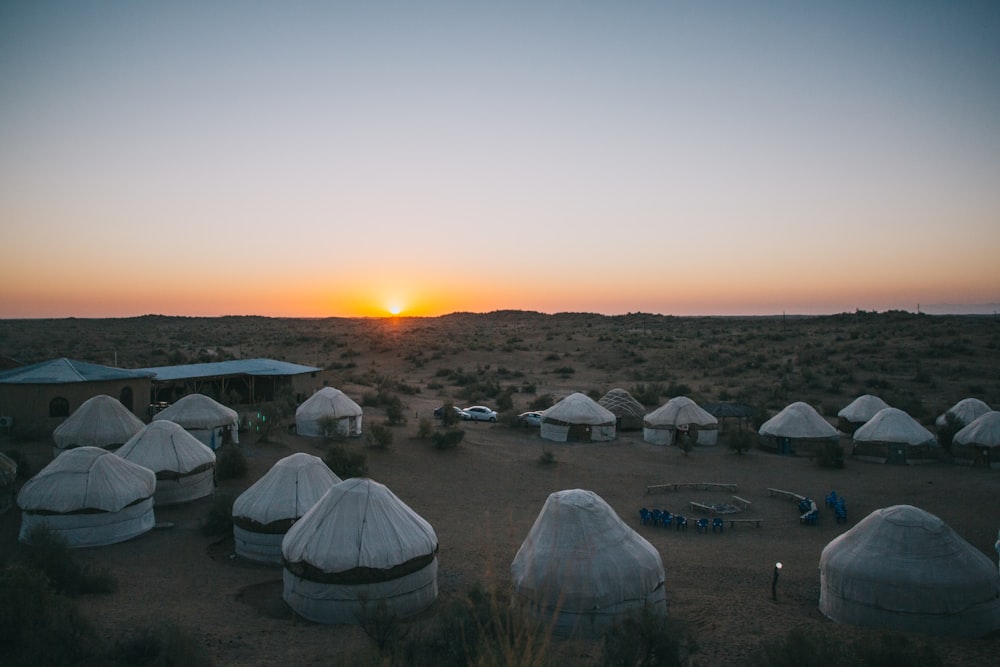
[
  {"xmin": 600, "ymin": 607, "xmax": 687, "ymax": 667},
  {"xmin": 553, "ymin": 366, "xmax": 575, "ymax": 377},
  {"xmin": 366, "ymin": 423, "xmax": 394, "ymax": 449},
  {"xmin": 851, "ymin": 632, "xmax": 942, "ymax": 667},
  {"xmin": 4, "ymin": 448, "xmax": 31, "ymax": 478},
  {"xmin": 439, "ymin": 401, "xmax": 460, "ymax": 427},
  {"xmin": 216, "ymin": 444, "xmax": 247, "ymax": 480},
  {"xmin": 817, "ymin": 441, "xmax": 845, "ymax": 468},
  {"xmin": 324, "ymin": 445, "xmax": 368, "ymax": 478},
  {"xmin": 528, "ymin": 394, "xmax": 555, "ymax": 411},
  {"xmin": 537, "ymin": 450, "xmax": 555, "ymax": 466},
  {"xmin": 629, "ymin": 383, "xmax": 666, "ymax": 406},
  {"xmin": 495, "ymin": 389, "xmax": 514, "ymax": 413},
  {"xmin": 749, "ymin": 627, "xmax": 940, "ymax": 667},
  {"xmin": 200, "ymin": 493, "xmax": 235, "ymax": 537},
  {"xmin": 316, "ymin": 415, "xmax": 345, "ymax": 441},
  {"xmin": 18, "ymin": 526, "xmax": 117, "ymax": 595},
  {"xmin": 113, "ymin": 622, "xmax": 213, "ymax": 667},
  {"xmin": 936, "ymin": 412, "xmax": 965, "ymax": 452},
  {"xmin": 416, "ymin": 418, "xmax": 434, "ymax": 439},
  {"xmin": 384, "ymin": 395, "xmax": 406, "ymax": 425},
  {"xmin": 725, "ymin": 430, "xmax": 754, "ymax": 455},
  {"xmin": 432, "ymin": 429, "xmax": 465, "ymax": 450}
]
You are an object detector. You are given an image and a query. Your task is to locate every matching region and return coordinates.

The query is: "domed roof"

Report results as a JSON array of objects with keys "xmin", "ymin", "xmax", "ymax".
[
  {"xmin": 233, "ymin": 452, "xmax": 340, "ymax": 525},
  {"xmin": 759, "ymin": 402, "xmax": 838, "ymax": 439},
  {"xmin": 116, "ymin": 420, "xmax": 216, "ymax": 474},
  {"xmin": 52, "ymin": 395, "xmax": 145, "ymax": 450}
]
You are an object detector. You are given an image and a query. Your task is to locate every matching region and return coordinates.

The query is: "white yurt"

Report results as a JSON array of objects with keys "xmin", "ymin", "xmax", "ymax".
[
  {"xmin": 295, "ymin": 387, "xmax": 364, "ymax": 438},
  {"xmin": 17, "ymin": 446, "xmax": 156, "ymax": 548},
  {"xmin": 758, "ymin": 401, "xmax": 839, "ymax": 455},
  {"xmin": 936, "ymin": 398, "xmax": 992, "ymax": 428},
  {"xmin": 115, "ymin": 420, "xmax": 217, "ymax": 506},
  {"xmin": 643, "ymin": 396, "xmax": 719, "ymax": 446},
  {"xmin": 597, "ymin": 388, "xmax": 646, "ymax": 431},
  {"xmin": 152, "ymin": 393, "xmax": 239, "ymax": 449},
  {"xmin": 232, "ymin": 453, "xmax": 342, "ymax": 565},
  {"xmin": 282, "ymin": 478, "xmax": 439, "ymax": 624},
  {"xmin": 852, "ymin": 407, "xmax": 938, "ymax": 465},
  {"xmin": 510, "ymin": 489, "xmax": 666, "ymax": 637},
  {"xmin": 540, "ymin": 393, "xmax": 616, "ymax": 443},
  {"xmin": 837, "ymin": 394, "xmax": 890, "ymax": 434},
  {"xmin": 819, "ymin": 504, "xmax": 1000, "ymax": 638},
  {"xmin": 52, "ymin": 394, "xmax": 146, "ymax": 455},
  {"xmin": 953, "ymin": 411, "xmax": 1000, "ymax": 469}
]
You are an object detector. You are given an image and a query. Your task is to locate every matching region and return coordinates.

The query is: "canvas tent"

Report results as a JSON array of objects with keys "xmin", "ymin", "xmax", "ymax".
[
  {"xmin": 936, "ymin": 398, "xmax": 992, "ymax": 429},
  {"xmin": 152, "ymin": 393, "xmax": 239, "ymax": 449},
  {"xmin": 295, "ymin": 387, "xmax": 363, "ymax": 438},
  {"xmin": 540, "ymin": 393, "xmax": 616, "ymax": 443},
  {"xmin": 819, "ymin": 504, "xmax": 1000, "ymax": 638},
  {"xmin": 953, "ymin": 411, "xmax": 1000, "ymax": 469},
  {"xmin": 233, "ymin": 453, "xmax": 341, "ymax": 565},
  {"xmin": 837, "ymin": 394, "xmax": 890, "ymax": 434},
  {"xmin": 597, "ymin": 388, "xmax": 646, "ymax": 431},
  {"xmin": 116, "ymin": 420, "xmax": 216, "ymax": 505},
  {"xmin": 17, "ymin": 446, "xmax": 156, "ymax": 548},
  {"xmin": 52, "ymin": 394, "xmax": 146, "ymax": 455},
  {"xmin": 282, "ymin": 478, "xmax": 438, "ymax": 624},
  {"xmin": 510, "ymin": 489, "xmax": 666, "ymax": 637},
  {"xmin": 758, "ymin": 402, "xmax": 839, "ymax": 455},
  {"xmin": 642, "ymin": 396, "xmax": 719, "ymax": 446},
  {"xmin": 852, "ymin": 407, "xmax": 938, "ymax": 465}
]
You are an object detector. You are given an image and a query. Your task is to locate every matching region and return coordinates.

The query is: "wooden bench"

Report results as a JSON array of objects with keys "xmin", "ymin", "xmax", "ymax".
[
  {"xmin": 727, "ymin": 518, "xmax": 763, "ymax": 528},
  {"xmin": 647, "ymin": 482, "xmax": 737, "ymax": 494},
  {"xmin": 731, "ymin": 495, "xmax": 752, "ymax": 510},
  {"xmin": 767, "ymin": 488, "xmax": 806, "ymax": 502}
]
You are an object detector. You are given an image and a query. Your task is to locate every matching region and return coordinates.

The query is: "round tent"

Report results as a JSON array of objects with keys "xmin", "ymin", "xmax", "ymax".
[
  {"xmin": 540, "ymin": 392, "xmax": 616, "ymax": 443},
  {"xmin": 837, "ymin": 394, "xmax": 890, "ymax": 434},
  {"xmin": 936, "ymin": 398, "xmax": 991, "ymax": 429},
  {"xmin": 758, "ymin": 402, "xmax": 839, "ymax": 456},
  {"xmin": 152, "ymin": 393, "xmax": 239, "ymax": 449},
  {"xmin": 295, "ymin": 387, "xmax": 363, "ymax": 438},
  {"xmin": 819, "ymin": 504, "xmax": 1000, "ymax": 638},
  {"xmin": 597, "ymin": 388, "xmax": 646, "ymax": 431},
  {"xmin": 116, "ymin": 420, "xmax": 216, "ymax": 506},
  {"xmin": 852, "ymin": 407, "xmax": 938, "ymax": 465},
  {"xmin": 52, "ymin": 394, "xmax": 145, "ymax": 455},
  {"xmin": 282, "ymin": 478, "xmax": 438, "ymax": 624},
  {"xmin": 510, "ymin": 489, "xmax": 666, "ymax": 637},
  {"xmin": 953, "ymin": 411, "xmax": 1000, "ymax": 469},
  {"xmin": 642, "ymin": 396, "xmax": 719, "ymax": 446},
  {"xmin": 233, "ymin": 452, "xmax": 341, "ymax": 565},
  {"xmin": 17, "ymin": 447, "xmax": 156, "ymax": 548}
]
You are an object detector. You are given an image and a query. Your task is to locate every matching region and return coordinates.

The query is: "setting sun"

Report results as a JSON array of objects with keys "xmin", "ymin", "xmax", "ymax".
[{"xmin": 388, "ymin": 305, "xmax": 402, "ymax": 316}]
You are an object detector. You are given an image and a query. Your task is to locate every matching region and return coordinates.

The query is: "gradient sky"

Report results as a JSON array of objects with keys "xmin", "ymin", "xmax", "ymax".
[{"xmin": 2, "ymin": 1, "xmax": 999, "ymax": 318}]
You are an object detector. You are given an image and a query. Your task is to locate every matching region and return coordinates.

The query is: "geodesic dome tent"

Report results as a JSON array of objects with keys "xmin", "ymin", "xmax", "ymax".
[
  {"xmin": 540, "ymin": 393, "xmax": 616, "ymax": 443},
  {"xmin": 758, "ymin": 402, "xmax": 839, "ymax": 455},
  {"xmin": 282, "ymin": 478, "xmax": 438, "ymax": 624},
  {"xmin": 295, "ymin": 387, "xmax": 363, "ymax": 438},
  {"xmin": 510, "ymin": 489, "xmax": 666, "ymax": 637},
  {"xmin": 936, "ymin": 398, "xmax": 992, "ymax": 429},
  {"xmin": 52, "ymin": 394, "xmax": 145, "ymax": 455},
  {"xmin": 953, "ymin": 411, "xmax": 1000, "ymax": 469},
  {"xmin": 116, "ymin": 420, "xmax": 216, "ymax": 506},
  {"xmin": 152, "ymin": 393, "xmax": 239, "ymax": 450},
  {"xmin": 852, "ymin": 407, "xmax": 938, "ymax": 465},
  {"xmin": 597, "ymin": 388, "xmax": 646, "ymax": 431},
  {"xmin": 837, "ymin": 394, "xmax": 890, "ymax": 434},
  {"xmin": 232, "ymin": 452, "xmax": 342, "ymax": 565},
  {"xmin": 642, "ymin": 396, "xmax": 719, "ymax": 446},
  {"xmin": 819, "ymin": 504, "xmax": 1000, "ymax": 638},
  {"xmin": 17, "ymin": 446, "xmax": 156, "ymax": 548}
]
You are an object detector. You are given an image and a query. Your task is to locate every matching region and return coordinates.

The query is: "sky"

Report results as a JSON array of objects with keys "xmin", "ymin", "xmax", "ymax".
[{"xmin": 1, "ymin": 1, "xmax": 999, "ymax": 318}]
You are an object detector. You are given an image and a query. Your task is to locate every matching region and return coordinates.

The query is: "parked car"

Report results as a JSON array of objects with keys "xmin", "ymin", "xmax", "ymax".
[
  {"xmin": 517, "ymin": 411, "xmax": 542, "ymax": 427},
  {"xmin": 463, "ymin": 406, "xmax": 498, "ymax": 422},
  {"xmin": 434, "ymin": 405, "xmax": 470, "ymax": 420}
]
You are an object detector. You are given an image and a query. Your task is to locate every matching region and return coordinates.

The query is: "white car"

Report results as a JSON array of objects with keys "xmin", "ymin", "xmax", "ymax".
[
  {"xmin": 463, "ymin": 406, "xmax": 498, "ymax": 422},
  {"xmin": 518, "ymin": 411, "xmax": 542, "ymax": 427}
]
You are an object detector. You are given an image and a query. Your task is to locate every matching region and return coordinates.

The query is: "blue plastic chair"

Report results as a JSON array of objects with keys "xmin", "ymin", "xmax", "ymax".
[
  {"xmin": 696, "ymin": 518, "xmax": 709, "ymax": 533},
  {"xmin": 639, "ymin": 508, "xmax": 651, "ymax": 525},
  {"xmin": 661, "ymin": 512, "xmax": 673, "ymax": 528},
  {"xmin": 712, "ymin": 517, "xmax": 724, "ymax": 533},
  {"xmin": 675, "ymin": 515, "xmax": 688, "ymax": 531}
]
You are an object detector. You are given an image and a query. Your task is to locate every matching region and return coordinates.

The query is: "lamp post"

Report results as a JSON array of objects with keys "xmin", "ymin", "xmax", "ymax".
[{"xmin": 772, "ymin": 562, "xmax": 782, "ymax": 600}]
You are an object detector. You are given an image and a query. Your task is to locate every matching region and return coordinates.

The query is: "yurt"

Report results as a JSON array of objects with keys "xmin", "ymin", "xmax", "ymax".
[
  {"xmin": 295, "ymin": 387, "xmax": 363, "ymax": 438},
  {"xmin": 953, "ymin": 411, "xmax": 1000, "ymax": 469},
  {"xmin": 936, "ymin": 398, "xmax": 992, "ymax": 429},
  {"xmin": 540, "ymin": 393, "xmax": 616, "ymax": 443},
  {"xmin": 642, "ymin": 396, "xmax": 719, "ymax": 446},
  {"xmin": 233, "ymin": 453, "xmax": 341, "ymax": 565},
  {"xmin": 597, "ymin": 388, "xmax": 646, "ymax": 431},
  {"xmin": 282, "ymin": 478, "xmax": 438, "ymax": 624},
  {"xmin": 152, "ymin": 393, "xmax": 239, "ymax": 449},
  {"xmin": 0, "ymin": 451, "xmax": 17, "ymax": 514},
  {"xmin": 819, "ymin": 505, "xmax": 1000, "ymax": 638},
  {"xmin": 510, "ymin": 489, "xmax": 666, "ymax": 637},
  {"xmin": 837, "ymin": 394, "xmax": 890, "ymax": 434},
  {"xmin": 116, "ymin": 420, "xmax": 217, "ymax": 506},
  {"xmin": 758, "ymin": 402, "xmax": 839, "ymax": 455},
  {"xmin": 17, "ymin": 447, "xmax": 156, "ymax": 548},
  {"xmin": 852, "ymin": 407, "xmax": 938, "ymax": 465},
  {"xmin": 52, "ymin": 394, "xmax": 145, "ymax": 455}
]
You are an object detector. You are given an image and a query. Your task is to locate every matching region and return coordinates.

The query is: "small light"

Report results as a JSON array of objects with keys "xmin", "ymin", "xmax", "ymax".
[{"xmin": 776, "ymin": 562, "xmax": 783, "ymax": 569}]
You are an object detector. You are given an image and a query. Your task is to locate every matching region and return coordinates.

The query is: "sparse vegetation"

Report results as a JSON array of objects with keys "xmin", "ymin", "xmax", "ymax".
[
  {"xmin": 432, "ymin": 429, "xmax": 465, "ymax": 450},
  {"xmin": 366, "ymin": 422, "xmax": 394, "ymax": 449},
  {"xmin": 324, "ymin": 444, "xmax": 369, "ymax": 478},
  {"xmin": 216, "ymin": 444, "xmax": 248, "ymax": 480},
  {"xmin": 200, "ymin": 493, "xmax": 235, "ymax": 536}
]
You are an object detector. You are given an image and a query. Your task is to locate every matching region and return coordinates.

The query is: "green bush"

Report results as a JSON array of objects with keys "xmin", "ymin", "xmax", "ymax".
[
  {"xmin": 384, "ymin": 395, "xmax": 406, "ymax": 425},
  {"xmin": 113, "ymin": 622, "xmax": 213, "ymax": 667},
  {"xmin": 817, "ymin": 441, "xmax": 845, "ymax": 468},
  {"xmin": 432, "ymin": 429, "xmax": 465, "ymax": 450},
  {"xmin": 366, "ymin": 423, "xmax": 394, "ymax": 449},
  {"xmin": 528, "ymin": 394, "xmax": 555, "ymax": 411},
  {"xmin": 601, "ymin": 607, "xmax": 687, "ymax": 667},
  {"xmin": 19, "ymin": 526, "xmax": 117, "ymax": 595},
  {"xmin": 537, "ymin": 450, "xmax": 555, "ymax": 466},
  {"xmin": 750, "ymin": 627, "xmax": 941, "ymax": 667},
  {"xmin": 216, "ymin": 444, "xmax": 247, "ymax": 480},
  {"xmin": 200, "ymin": 493, "xmax": 235, "ymax": 537},
  {"xmin": 324, "ymin": 445, "xmax": 369, "ymax": 478},
  {"xmin": 416, "ymin": 417, "xmax": 434, "ymax": 439}
]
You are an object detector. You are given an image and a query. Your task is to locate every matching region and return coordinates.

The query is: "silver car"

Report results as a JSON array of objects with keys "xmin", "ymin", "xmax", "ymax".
[
  {"xmin": 518, "ymin": 411, "xmax": 542, "ymax": 427},
  {"xmin": 463, "ymin": 406, "xmax": 498, "ymax": 422}
]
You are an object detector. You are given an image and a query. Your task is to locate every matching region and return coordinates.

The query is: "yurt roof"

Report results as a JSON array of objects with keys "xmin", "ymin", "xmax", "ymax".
[
  {"xmin": 644, "ymin": 396, "xmax": 717, "ymax": 428},
  {"xmin": 296, "ymin": 387, "xmax": 363, "ymax": 420},
  {"xmin": 17, "ymin": 446, "xmax": 155, "ymax": 513},
  {"xmin": 282, "ymin": 478, "xmax": 437, "ymax": 574},
  {"xmin": 837, "ymin": 394, "xmax": 890, "ymax": 422},
  {"xmin": 152, "ymin": 393, "xmax": 238, "ymax": 429},
  {"xmin": 116, "ymin": 420, "xmax": 216, "ymax": 475},
  {"xmin": 0, "ymin": 357, "xmax": 153, "ymax": 384},
  {"xmin": 597, "ymin": 389, "xmax": 646, "ymax": 418},
  {"xmin": 936, "ymin": 398, "xmax": 992, "ymax": 428},
  {"xmin": 233, "ymin": 452, "xmax": 341, "ymax": 524},
  {"xmin": 852, "ymin": 408, "xmax": 936, "ymax": 446},
  {"xmin": 954, "ymin": 411, "xmax": 1000, "ymax": 448},
  {"xmin": 52, "ymin": 394, "xmax": 146, "ymax": 449},
  {"xmin": 759, "ymin": 402, "xmax": 838, "ymax": 439},
  {"xmin": 541, "ymin": 393, "xmax": 616, "ymax": 426},
  {"xmin": 510, "ymin": 489, "xmax": 664, "ymax": 611}
]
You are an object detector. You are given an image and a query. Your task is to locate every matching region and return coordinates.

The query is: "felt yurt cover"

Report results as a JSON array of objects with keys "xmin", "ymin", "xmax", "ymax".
[
  {"xmin": 510, "ymin": 489, "xmax": 666, "ymax": 637},
  {"xmin": 597, "ymin": 388, "xmax": 646, "ymax": 430},
  {"xmin": 853, "ymin": 408, "xmax": 936, "ymax": 446},
  {"xmin": 17, "ymin": 446, "xmax": 156, "ymax": 548},
  {"xmin": 52, "ymin": 394, "xmax": 145, "ymax": 452},
  {"xmin": 936, "ymin": 398, "xmax": 992, "ymax": 428},
  {"xmin": 232, "ymin": 452, "xmax": 341, "ymax": 565},
  {"xmin": 282, "ymin": 478, "xmax": 438, "ymax": 623},
  {"xmin": 540, "ymin": 393, "xmax": 616, "ymax": 442},
  {"xmin": 116, "ymin": 420, "xmax": 216, "ymax": 506},
  {"xmin": 759, "ymin": 402, "xmax": 838, "ymax": 439},
  {"xmin": 295, "ymin": 387, "xmax": 364, "ymax": 438},
  {"xmin": 819, "ymin": 504, "xmax": 1000, "ymax": 638},
  {"xmin": 837, "ymin": 395, "xmax": 890, "ymax": 430},
  {"xmin": 153, "ymin": 393, "xmax": 239, "ymax": 448},
  {"xmin": 642, "ymin": 396, "xmax": 719, "ymax": 446},
  {"xmin": 953, "ymin": 411, "xmax": 1000, "ymax": 468}
]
